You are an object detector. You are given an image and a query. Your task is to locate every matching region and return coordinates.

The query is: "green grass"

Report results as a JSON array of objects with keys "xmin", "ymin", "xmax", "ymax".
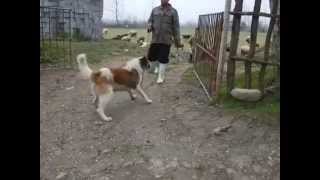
[
  {"xmin": 40, "ymin": 41, "xmax": 68, "ymax": 64},
  {"xmin": 41, "ymin": 39, "xmax": 149, "ymax": 66},
  {"xmin": 103, "ymin": 27, "xmax": 195, "ymax": 40},
  {"xmin": 104, "ymin": 27, "xmax": 196, "ymax": 52},
  {"xmin": 215, "ymin": 66, "xmax": 279, "ymax": 117},
  {"xmin": 181, "ymin": 66, "xmax": 279, "ymax": 118},
  {"xmin": 219, "ymin": 92, "xmax": 280, "ymax": 118},
  {"xmin": 71, "ymin": 39, "xmax": 147, "ymax": 64}
]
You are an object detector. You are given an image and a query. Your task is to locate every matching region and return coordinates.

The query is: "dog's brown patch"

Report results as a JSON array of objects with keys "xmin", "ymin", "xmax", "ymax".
[
  {"xmin": 91, "ymin": 71, "xmax": 113, "ymax": 95},
  {"xmin": 111, "ymin": 68, "xmax": 139, "ymax": 89}
]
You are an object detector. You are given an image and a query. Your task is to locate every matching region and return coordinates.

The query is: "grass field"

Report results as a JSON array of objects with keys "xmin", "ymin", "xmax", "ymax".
[
  {"xmin": 104, "ymin": 27, "xmax": 267, "ymax": 46},
  {"xmin": 103, "ymin": 27, "xmax": 196, "ymax": 40},
  {"xmin": 181, "ymin": 66, "xmax": 279, "ymax": 118}
]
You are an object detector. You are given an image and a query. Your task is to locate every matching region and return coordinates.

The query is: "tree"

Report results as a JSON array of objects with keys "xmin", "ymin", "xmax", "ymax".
[
  {"xmin": 269, "ymin": 0, "xmax": 280, "ymax": 95},
  {"xmin": 114, "ymin": 0, "xmax": 120, "ymax": 25}
]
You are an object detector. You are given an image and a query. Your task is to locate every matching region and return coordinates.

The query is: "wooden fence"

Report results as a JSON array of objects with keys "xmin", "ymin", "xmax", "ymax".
[{"xmin": 227, "ymin": 0, "xmax": 280, "ymax": 95}]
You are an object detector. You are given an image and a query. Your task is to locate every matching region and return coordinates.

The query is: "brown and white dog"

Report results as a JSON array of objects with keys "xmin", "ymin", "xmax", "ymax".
[{"xmin": 76, "ymin": 53, "xmax": 152, "ymax": 121}]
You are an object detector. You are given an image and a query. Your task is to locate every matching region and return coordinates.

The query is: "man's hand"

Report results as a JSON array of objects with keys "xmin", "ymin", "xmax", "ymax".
[{"xmin": 147, "ymin": 23, "xmax": 152, "ymax": 33}]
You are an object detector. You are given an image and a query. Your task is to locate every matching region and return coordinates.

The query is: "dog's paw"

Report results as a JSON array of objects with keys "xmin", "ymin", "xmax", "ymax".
[
  {"xmin": 103, "ymin": 116, "xmax": 113, "ymax": 121},
  {"xmin": 131, "ymin": 94, "xmax": 137, "ymax": 100},
  {"xmin": 92, "ymin": 96, "xmax": 97, "ymax": 104},
  {"xmin": 146, "ymin": 99, "xmax": 153, "ymax": 104}
]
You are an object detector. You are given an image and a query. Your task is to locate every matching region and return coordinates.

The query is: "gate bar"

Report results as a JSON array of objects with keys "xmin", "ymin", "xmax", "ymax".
[{"xmin": 215, "ymin": 0, "xmax": 232, "ymax": 99}]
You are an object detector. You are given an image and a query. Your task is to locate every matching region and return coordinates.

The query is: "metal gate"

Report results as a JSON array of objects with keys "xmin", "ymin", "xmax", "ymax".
[
  {"xmin": 193, "ymin": 12, "xmax": 224, "ymax": 98},
  {"xmin": 40, "ymin": 6, "xmax": 72, "ymax": 68}
]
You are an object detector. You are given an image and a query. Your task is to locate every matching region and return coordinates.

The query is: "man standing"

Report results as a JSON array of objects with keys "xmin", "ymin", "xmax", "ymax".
[{"xmin": 147, "ymin": 0, "xmax": 183, "ymax": 84}]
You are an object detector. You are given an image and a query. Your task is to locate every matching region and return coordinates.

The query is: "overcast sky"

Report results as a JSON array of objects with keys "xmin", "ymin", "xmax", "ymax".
[{"xmin": 102, "ymin": 0, "xmax": 271, "ymax": 24}]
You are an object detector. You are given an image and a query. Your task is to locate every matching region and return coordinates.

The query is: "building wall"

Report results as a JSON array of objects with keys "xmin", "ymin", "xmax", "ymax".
[{"xmin": 40, "ymin": 0, "xmax": 103, "ymax": 40}]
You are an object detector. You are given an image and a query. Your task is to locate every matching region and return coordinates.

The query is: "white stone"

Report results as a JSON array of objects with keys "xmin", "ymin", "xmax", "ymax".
[{"xmin": 230, "ymin": 88, "xmax": 262, "ymax": 102}]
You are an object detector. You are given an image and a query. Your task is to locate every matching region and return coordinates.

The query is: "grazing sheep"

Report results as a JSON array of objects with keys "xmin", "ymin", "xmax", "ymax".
[
  {"xmin": 139, "ymin": 42, "xmax": 148, "ymax": 48},
  {"xmin": 112, "ymin": 33, "xmax": 129, "ymax": 40},
  {"xmin": 137, "ymin": 36, "xmax": 145, "ymax": 44},
  {"xmin": 245, "ymin": 36, "xmax": 260, "ymax": 47},
  {"xmin": 245, "ymin": 36, "xmax": 251, "ymax": 44},
  {"xmin": 121, "ymin": 35, "xmax": 131, "ymax": 41},
  {"xmin": 240, "ymin": 44, "xmax": 260, "ymax": 56},
  {"xmin": 102, "ymin": 28, "xmax": 109, "ymax": 35},
  {"xmin": 128, "ymin": 30, "xmax": 137, "ymax": 37},
  {"xmin": 240, "ymin": 45, "xmax": 250, "ymax": 56},
  {"xmin": 182, "ymin": 34, "xmax": 191, "ymax": 39}
]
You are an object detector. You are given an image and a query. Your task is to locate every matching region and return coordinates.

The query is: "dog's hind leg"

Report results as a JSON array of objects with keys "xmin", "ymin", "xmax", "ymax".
[
  {"xmin": 96, "ymin": 91, "xmax": 114, "ymax": 121},
  {"xmin": 91, "ymin": 83, "xmax": 97, "ymax": 104},
  {"xmin": 128, "ymin": 89, "xmax": 137, "ymax": 100}
]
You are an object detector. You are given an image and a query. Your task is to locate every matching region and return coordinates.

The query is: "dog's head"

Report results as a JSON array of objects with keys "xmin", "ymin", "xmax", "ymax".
[{"xmin": 139, "ymin": 56, "xmax": 151, "ymax": 70}]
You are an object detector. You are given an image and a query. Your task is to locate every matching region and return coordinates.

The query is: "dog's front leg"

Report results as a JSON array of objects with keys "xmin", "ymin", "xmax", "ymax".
[{"xmin": 136, "ymin": 85, "xmax": 152, "ymax": 104}]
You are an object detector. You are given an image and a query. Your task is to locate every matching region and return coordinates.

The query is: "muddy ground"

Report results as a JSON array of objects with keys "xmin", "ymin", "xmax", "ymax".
[{"xmin": 40, "ymin": 58, "xmax": 280, "ymax": 180}]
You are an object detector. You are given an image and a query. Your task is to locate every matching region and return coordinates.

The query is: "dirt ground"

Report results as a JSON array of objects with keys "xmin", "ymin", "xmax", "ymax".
[{"xmin": 40, "ymin": 58, "xmax": 280, "ymax": 180}]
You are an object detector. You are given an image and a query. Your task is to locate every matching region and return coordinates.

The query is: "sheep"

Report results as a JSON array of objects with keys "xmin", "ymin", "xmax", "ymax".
[
  {"xmin": 240, "ymin": 44, "xmax": 260, "ymax": 56},
  {"xmin": 245, "ymin": 35, "xmax": 260, "ymax": 47},
  {"xmin": 128, "ymin": 30, "xmax": 137, "ymax": 38},
  {"xmin": 182, "ymin": 34, "xmax": 191, "ymax": 39},
  {"xmin": 245, "ymin": 36, "xmax": 251, "ymax": 44},
  {"xmin": 121, "ymin": 35, "xmax": 131, "ymax": 41},
  {"xmin": 112, "ymin": 33, "xmax": 129, "ymax": 40},
  {"xmin": 102, "ymin": 28, "xmax": 109, "ymax": 36},
  {"xmin": 137, "ymin": 36, "xmax": 145, "ymax": 44},
  {"xmin": 139, "ymin": 42, "xmax": 148, "ymax": 48},
  {"xmin": 240, "ymin": 45, "xmax": 250, "ymax": 56}
]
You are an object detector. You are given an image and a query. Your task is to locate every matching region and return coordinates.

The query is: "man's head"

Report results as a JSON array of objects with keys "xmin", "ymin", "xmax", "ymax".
[{"xmin": 161, "ymin": 0, "xmax": 169, "ymax": 6}]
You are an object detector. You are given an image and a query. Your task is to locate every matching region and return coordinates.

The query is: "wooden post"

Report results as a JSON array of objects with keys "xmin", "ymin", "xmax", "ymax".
[
  {"xmin": 258, "ymin": 0, "xmax": 279, "ymax": 92},
  {"xmin": 245, "ymin": 0, "xmax": 262, "ymax": 89},
  {"xmin": 227, "ymin": 0, "xmax": 244, "ymax": 93},
  {"xmin": 216, "ymin": 0, "xmax": 232, "ymax": 100}
]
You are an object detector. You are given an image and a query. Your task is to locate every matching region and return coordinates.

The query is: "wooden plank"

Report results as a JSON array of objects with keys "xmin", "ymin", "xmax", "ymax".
[
  {"xmin": 211, "ymin": 14, "xmax": 224, "ymax": 94},
  {"xmin": 227, "ymin": 0, "xmax": 244, "ymax": 93},
  {"xmin": 259, "ymin": 0, "xmax": 279, "ymax": 92},
  {"xmin": 230, "ymin": 56, "xmax": 280, "ymax": 66},
  {"xmin": 245, "ymin": 0, "xmax": 262, "ymax": 89},
  {"xmin": 229, "ymin": 11, "xmax": 280, "ymax": 18},
  {"xmin": 195, "ymin": 43, "xmax": 218, "ymax": 62},
  {"xmin": 216, "ymin": 0, "xmax": 232, "ymax": 100}
]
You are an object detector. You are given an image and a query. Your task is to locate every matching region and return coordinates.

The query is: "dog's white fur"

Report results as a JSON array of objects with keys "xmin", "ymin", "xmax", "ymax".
[{"xmin": 77, "ymin": 53, "xmax": 152, "ymax": 121}]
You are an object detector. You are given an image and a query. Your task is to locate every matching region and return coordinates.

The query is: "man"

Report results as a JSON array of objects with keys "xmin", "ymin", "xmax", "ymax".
[{"xmin": 147, "ymin": 0, "xmax": 183, "ymax": 84}]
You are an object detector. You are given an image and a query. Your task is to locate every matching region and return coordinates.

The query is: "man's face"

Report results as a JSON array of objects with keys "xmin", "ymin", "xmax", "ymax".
[{"xmin": 161, "ymin": 0, "xmax": 169, "ymax": 5}]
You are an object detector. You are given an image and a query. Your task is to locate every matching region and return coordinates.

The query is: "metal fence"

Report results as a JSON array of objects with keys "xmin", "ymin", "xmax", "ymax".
[
  {"xmin": 193, "ymin": 12, "xmax": 224, "ymax": 98},
  {"xmin": 40, "ymin": 6, "xmax": 72, "ymax": 68}
]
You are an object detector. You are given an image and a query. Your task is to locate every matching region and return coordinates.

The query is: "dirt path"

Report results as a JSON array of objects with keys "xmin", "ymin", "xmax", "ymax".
[{"xmin": 40, "ymin": 59, "xmax": 280, "ymax": 180}]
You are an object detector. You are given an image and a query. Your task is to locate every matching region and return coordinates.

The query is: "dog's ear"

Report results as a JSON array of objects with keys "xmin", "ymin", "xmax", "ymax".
[
  {"xmin": 139, "ymin": 56, "xmax": 148, "ymax": 63},
  {"xmin": 140, "ymin": 56, "xmax": 147, "ymax": 61},
  {"xmin": 139, "ymin": 56, "xmax": 150, "ymax": 69}
]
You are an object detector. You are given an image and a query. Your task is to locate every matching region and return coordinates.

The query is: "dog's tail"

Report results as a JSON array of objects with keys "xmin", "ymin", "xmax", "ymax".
[{"xmin": 76, "ymin": 53, "xmax": 92, "ymax": 79}]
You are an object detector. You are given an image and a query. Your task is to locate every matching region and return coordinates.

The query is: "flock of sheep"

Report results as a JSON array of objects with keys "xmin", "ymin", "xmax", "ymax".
[
  {"xmin": 102, "ymin": 28, "xmax": 261, "ymax": 59},
  {"xmin": 102, "ymin": 28, "xmax": 148, "ymax": 48}
]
